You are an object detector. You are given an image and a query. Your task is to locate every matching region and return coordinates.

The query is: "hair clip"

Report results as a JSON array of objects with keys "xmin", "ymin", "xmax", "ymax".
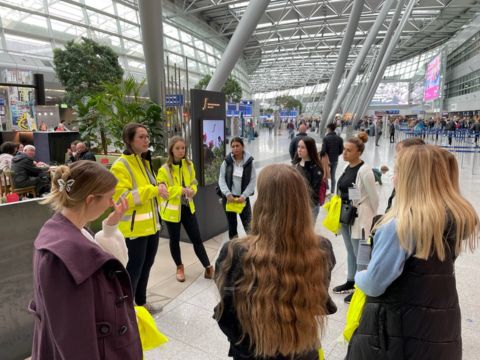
[{"xmin": 58, "ymin": 179, "xmax": 75, "ymax": 193}]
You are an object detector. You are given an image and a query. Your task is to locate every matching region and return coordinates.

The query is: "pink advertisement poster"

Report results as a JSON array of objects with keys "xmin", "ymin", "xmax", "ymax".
[{"xmin": 423, "ymin": 55, "xmax": 441, "ymax": 102}]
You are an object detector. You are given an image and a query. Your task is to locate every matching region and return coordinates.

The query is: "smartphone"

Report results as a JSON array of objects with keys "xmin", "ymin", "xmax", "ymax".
[{"xmin": 116, "ymin": 190, "xmax": 129, "ymax": 205}]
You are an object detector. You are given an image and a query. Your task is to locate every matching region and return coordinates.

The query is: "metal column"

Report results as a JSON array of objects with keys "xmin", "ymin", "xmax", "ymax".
[
  {"xmin": 355, "ymin": 0, "xmax": 417, "ymax": 126},
  {"xmin": 323, "ymin": 0, "xmax": 397, "ymax": 129},
  {"xmin": 138, "ymin": 0, "xmax": 166, "ymax": 108},
  {"xmin": 318, "ymin": 0, "xmax": 365, "ymax": 135},
  {"xmin": 352, "ymin": 0, "xmax": 405, "ymax": 123},
  {"xmin": 207, "ymin": 0, "xmax": 271, "ymax": 91}
]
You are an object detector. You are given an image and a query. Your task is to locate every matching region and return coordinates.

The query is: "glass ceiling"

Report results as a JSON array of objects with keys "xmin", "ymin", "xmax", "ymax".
[{"xmin": 0, "ymin": 0, "xmax": 251, "ymax": 95}]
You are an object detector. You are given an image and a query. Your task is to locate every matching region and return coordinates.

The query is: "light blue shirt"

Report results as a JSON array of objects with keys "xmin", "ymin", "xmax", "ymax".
[{"xmin": 355, "ymin": 220, "xmax": 409, "ymax": 297}]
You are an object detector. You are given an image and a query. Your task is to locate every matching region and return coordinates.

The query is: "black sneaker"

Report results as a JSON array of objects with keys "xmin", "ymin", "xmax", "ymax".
[
  {"xmin": 344, "ymin": 292, "xmax": 353, "ymax": 304},
  {"xmin": 333, "ymin": 281, "xmax": 355, "ymax": 294}
]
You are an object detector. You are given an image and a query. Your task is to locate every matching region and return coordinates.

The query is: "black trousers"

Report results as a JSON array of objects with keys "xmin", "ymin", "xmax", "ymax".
[
  {"xmin": 223, "ymin": 197, "xmax": 252, "ymax": 239},
  {"xmin": 390, "ymin": 133, "xmax": 395, "ymax": 143},
  {"xmin": 165, "ymin": 205, "xmax": 210, "ymax": 268},
  {"xmin": 125, "ymin": 231, "xmax": 160, "ymax": 306}
]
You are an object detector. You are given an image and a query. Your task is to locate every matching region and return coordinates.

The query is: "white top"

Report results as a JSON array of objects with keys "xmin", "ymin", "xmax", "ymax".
[{"xmin": 81, "ymin": 221, "xmax": 128, "ymax": 267}]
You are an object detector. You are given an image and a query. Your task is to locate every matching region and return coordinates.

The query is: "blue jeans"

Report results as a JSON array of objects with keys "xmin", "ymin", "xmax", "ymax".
[
  {"xmin": 330, "ymin": 161, "xmax": 338, "ymax": 194},
  {"xmin": 340, "ymin": 224, "xmax": 359, "ymax": 281}
]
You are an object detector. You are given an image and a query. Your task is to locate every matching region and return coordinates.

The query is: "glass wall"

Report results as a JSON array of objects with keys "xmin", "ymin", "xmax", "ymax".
[
  {"xmin": 447, "ymin": 30, "xmax": 480, "ymax": 71},
  {"xmin": 0, "ymin": 0, "xmax": 251, "ymax": 96}
]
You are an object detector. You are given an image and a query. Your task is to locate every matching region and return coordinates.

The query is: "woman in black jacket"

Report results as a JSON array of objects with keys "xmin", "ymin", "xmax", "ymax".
[
  {"xmin": 346, "ymin": 145, "xmax": 479, "ymax": 360},
  {"xmin": 293, "ymin": 136, "xmax": 324, "ymax": 223},
  {"xmin": 214, "ymin": 164, "xmax": 335, "ymax": 360}
]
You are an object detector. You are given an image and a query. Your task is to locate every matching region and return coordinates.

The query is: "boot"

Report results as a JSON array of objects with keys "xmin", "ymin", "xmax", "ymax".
[
  {"xmin": 204, "ymin": 266, "xmax": 214, "ymax": 279},
  {"xmin": 176, "ymin": 264, "xmax": 185, "ymax": 282}
]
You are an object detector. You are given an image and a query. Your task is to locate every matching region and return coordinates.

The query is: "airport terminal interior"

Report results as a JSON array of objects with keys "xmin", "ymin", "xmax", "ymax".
[{"xmin": 1, "ymin": 0, "xmax": 480, "ymax": 359}]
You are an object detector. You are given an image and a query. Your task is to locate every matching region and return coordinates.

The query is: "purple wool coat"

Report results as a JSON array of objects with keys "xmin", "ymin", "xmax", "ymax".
[{"xmin": 29, "ymin": 213, "xmax": 142, "ymax": 360}]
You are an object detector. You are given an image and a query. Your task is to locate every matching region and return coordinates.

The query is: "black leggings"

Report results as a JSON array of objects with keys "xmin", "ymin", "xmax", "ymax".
[
  {"xmin": 165, "ymin": 205, "xmax": 210, "ymax": 268},
  {"xmin": 222, "ymin": 197, "xmax": 252, "ymax": 239},
  {"xmin": 125, "ymin": 231, "xmax": 160, "ymax": 306}
]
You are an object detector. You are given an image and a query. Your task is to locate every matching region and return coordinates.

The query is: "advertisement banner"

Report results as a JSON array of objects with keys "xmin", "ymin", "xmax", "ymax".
[
  {"xmin": 423, "ymin": 54, "xmax": 442, "ymax": 102},
  {"xmin": 370, "ymin": 82, "xmax": 409, "ymax": 105}
]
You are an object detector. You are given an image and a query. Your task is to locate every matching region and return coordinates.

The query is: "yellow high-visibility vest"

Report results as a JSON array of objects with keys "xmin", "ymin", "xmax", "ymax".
[
  {"xmin": 110, "ymin": 154, "xmax": 161, "ymax": 238},
  {"xmin": 156, "ymin": 159, "xmax": 198, "ymax": 223}
]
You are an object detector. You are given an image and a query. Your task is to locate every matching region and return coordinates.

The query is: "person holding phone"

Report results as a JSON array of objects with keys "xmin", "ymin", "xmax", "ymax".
[
  {"xmin": 30, "ymin": 160, "xmax": 142, "ymax": 359},
  {"xmin": 157, "ymin": 136, "xmax": 213, "ymax": 282},
  {"xmin": 110, "ymin": 123, "xmax": 165, "ymax": 313}
]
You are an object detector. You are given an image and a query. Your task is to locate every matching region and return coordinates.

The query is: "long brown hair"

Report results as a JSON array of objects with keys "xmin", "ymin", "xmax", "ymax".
[
  {"xmin": 293, "ymin": 136, "xmax": 323, "ymax": 170},
  {"xmin": 378, "ymin": 145, "xmax": 478, "ymax": 259},
  {"xmin": 215, "ymin": 164, "xmax": 329, "ymax": 357},
  {"xmin": 166, "ymin": 136, "xmax": 191, "ymax": 170}
]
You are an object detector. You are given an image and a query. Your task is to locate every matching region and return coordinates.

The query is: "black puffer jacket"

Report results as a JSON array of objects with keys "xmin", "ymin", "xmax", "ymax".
[
  {"xmin": 321, "ymin": 132, "xmax": 344, "ymax": 164},
  {"xmin": 347, "ymin": 225, "xmax": 461, "ymax": 360}
]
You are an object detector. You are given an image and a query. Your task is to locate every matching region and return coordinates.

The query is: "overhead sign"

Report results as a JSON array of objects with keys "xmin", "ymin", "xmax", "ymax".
[{"xmin": 166, "ymin": 94, "xmax": 184, "ymax": 107}]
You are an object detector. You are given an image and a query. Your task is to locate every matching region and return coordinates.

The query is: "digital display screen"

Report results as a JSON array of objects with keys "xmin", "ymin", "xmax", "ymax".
[
  {"xmin": 370, "ymin": 82, "xmax": 409, "ymax": 105},
  {"xmin": 410, "ymin": 81, "xmax": 424, "ymax": 104},
  {"xmin": 424, "ymin": 54, "xmax": 442, "ymax": 102},
  {"xmin": 202, "ymin": 119, "xmax": 225, "ymax": 185}
]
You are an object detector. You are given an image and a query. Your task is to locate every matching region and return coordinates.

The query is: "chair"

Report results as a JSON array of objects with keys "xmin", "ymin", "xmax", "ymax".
[
  {"xmin": 4, "ymin": 170, "xmax": 37, "ymax": 198},
  {"xmin": 0, "ymin": 170, "xmax": 9, "ymax": 197}
]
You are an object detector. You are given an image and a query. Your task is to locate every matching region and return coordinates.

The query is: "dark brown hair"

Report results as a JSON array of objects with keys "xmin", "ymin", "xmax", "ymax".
[
  {"xmin": 293, "ymin": 136, "xmax": 323, "ymax": 170},
  {"xmin": 122, "ymin": 123, "xmax": 148, "ymax": 154},
  {"xmin": 0, "ymin": 141, "xmax": 19, "ymax": 155}
]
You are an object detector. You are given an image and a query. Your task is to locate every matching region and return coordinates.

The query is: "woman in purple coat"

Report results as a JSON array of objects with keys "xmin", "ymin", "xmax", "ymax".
[{"xmin": 29, "ymin": 160, "xmax": 142, "ymax": 359}]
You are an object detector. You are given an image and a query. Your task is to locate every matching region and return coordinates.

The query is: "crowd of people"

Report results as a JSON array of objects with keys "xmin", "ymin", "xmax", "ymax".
[{"xmin": 13, "ymin": 120, "xmax": 479, "ymax": 359}]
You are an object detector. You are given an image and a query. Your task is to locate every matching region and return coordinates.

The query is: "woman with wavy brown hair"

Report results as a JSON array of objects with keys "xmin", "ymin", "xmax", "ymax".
[{"xmin": 214, "ymin": 164, "xmax": 335, "ymax": 360}]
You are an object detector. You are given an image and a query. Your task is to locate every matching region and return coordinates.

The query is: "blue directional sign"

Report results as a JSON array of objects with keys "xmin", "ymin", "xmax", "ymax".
[{"xmin": 165, "ymin": 94, "xmax": 184, "ymax": 107}]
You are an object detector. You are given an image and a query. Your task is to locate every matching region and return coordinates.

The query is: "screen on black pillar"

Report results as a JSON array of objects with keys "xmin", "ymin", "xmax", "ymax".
[{"xmin": 201, "ymin": 119, "xmax": 225, "ymax": 185}]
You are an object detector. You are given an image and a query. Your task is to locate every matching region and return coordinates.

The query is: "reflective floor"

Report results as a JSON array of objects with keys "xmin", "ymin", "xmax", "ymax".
[{"xmin": 143, "ymin": 128, "xmax": 480, "ymax": 360}]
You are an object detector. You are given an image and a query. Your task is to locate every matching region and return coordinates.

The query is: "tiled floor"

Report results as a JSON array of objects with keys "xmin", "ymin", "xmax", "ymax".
[{"xmin": 143, "ymin": 128, "xmax": 480, "ymax": 360}]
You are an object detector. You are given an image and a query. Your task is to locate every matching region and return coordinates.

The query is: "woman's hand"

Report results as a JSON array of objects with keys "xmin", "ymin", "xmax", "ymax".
[
  {"xmin": 237, "ymin": 196, "xmax": 246, "ymax": 203},
  {"xmin": 106, "ymin": 197, "xmax": 128, "ymax": 226},
  {"xmin": 158, "ymin": 183, "xmax": 169, "ymax": 199},
  {"xmin": 226, "ymin": 194, "xmax": 234, "ymax": 202}
]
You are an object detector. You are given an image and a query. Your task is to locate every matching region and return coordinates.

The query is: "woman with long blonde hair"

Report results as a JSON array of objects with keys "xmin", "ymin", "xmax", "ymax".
[
  {"xmin": 346, "ymin": 145, "xmax": 479, "ymax": 360},
  {"xmin": 214, "ymin": 164, "xmax": 335, "ymax": 360}
]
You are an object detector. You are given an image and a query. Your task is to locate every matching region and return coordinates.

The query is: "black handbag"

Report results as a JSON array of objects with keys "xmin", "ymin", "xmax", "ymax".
[{"xmin": 340, "ymin": 202, "xmax": 357, "ymax": 225}]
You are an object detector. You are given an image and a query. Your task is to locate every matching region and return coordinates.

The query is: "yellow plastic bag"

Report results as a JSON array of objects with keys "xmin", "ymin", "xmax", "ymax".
[
  {"xmin": 343, "ymin": 286, "xmax": 367, "ymax": 342},
  {"xmin": 318, "ymin": 347, "xmax": 325, "ymax": 360},
  {"xmin": 322, "ymin": 194, "xmax": 342, "ymax": 234},
  {"xmin": 135, "ymin": 306, "xmax": 168, "ymax": 351},
  {"xmin": 226, "ymin": 200, "xmax": 246, "ymax": 214}
]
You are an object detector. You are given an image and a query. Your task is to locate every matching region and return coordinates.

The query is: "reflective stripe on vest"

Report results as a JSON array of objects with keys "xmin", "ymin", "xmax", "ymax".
[
  {"xmin": 121, "ymin": 212, "xmax": 154, "ymax": 222},
  {"xmin": 162, "ymin": 162, "xmax": 196, "ymax": 186},
  {"xmin": 117, "ymin": 158, "xmax": 142, "ymax": 206}
]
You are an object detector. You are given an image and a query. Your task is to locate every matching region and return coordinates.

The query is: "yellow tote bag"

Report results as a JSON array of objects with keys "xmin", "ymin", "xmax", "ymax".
[
  {"xmin": 322, "ymin": 194, "xmax": 342, "ymax": 234},
  {"xmin": 318, "ymin": 347, "xmax": 325, "ymax": 360},
  {"xmin": 226, "ymin": 200, "xmax": 246, "ymax": 214},
  {"xmin": 343, "ymin": 287, "xmax": 367, "ymax": 342},
  {"xmin": 135, "ymin": 306, "xmax": 168, "ymax": 351}
]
